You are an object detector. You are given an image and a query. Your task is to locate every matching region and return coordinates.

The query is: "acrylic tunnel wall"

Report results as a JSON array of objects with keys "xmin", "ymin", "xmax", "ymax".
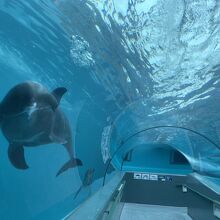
[{"xmin": 0, "ymin": 0, "xmax": 220, "ymax": 220}]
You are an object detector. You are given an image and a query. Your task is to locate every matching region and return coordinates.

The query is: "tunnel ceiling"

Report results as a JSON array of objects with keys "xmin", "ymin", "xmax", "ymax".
[{"xmin": 53, "ymin": 0, "xmax": 220, "ymax": 177}]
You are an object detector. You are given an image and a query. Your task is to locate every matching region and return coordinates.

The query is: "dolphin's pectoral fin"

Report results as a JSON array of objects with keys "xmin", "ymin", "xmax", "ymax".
[
  {"xmin": 56, "ymin": 158, "xmax": 83, "ymax": 177},
  {"xmin": 51, "ymin": 87, "xmax": 67, "ymax": 105},
  {"xmin": 8, "ymin": 143, "xmax": 29, "ymax": 169}
]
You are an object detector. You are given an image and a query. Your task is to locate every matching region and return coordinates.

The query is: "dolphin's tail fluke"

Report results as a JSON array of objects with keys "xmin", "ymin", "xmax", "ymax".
[{"xmin": 56, "ymin": 158, "xmax": 83, "ymax": 177}]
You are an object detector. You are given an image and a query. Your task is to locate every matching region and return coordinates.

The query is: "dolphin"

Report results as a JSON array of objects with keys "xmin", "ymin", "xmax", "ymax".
[{"xmin": 0, "ymin": 81, "xmax": 83, "ymax": 176}]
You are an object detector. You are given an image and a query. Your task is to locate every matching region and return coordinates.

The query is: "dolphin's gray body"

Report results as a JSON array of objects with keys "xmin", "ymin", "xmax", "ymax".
[{"xmin": 0, "ymin": 81, "xmax": 82, "ymax": 176}]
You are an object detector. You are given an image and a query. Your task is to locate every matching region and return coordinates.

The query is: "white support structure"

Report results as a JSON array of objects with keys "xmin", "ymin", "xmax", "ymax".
[{"xmin": 63, "ymin": 172, "xmax": 124, "ymax": 220}]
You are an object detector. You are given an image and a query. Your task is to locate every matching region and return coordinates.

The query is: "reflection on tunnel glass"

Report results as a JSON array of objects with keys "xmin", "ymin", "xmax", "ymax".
[{"xmin": 73, "ymin": 168, "xmax": 95, "ymax": 200}]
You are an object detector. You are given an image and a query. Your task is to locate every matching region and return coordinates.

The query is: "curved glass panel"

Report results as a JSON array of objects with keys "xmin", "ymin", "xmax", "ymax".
[{"xmin": 109, "ymin": 100, "xmax": 220, "ymax": 177}]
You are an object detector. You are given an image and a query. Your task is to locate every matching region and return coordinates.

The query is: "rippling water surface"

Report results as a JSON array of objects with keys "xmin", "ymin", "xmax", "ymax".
[{"xmin": 54, "ymin": 0, "xmax": 220, "ymax": 175}]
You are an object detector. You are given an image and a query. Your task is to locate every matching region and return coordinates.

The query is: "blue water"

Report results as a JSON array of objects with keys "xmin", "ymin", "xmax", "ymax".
[{"xmin": 0, "ymin": 0, "xmax": 220, "ymax": 219}]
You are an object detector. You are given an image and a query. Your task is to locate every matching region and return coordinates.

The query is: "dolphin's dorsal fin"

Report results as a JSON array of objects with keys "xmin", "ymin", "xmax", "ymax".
[
  {"xmin": 8, "ymin": 143, "xmax": 29, "ymax": 169},
  {"xmin": 51, "ymin": 87, "xmax": 67, "ymax": 105}
]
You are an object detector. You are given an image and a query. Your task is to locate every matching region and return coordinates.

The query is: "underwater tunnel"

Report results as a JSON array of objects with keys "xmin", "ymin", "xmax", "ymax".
[{"xmin": 0, "ymin": 0, "xmax": 220, "ymax": 219}]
